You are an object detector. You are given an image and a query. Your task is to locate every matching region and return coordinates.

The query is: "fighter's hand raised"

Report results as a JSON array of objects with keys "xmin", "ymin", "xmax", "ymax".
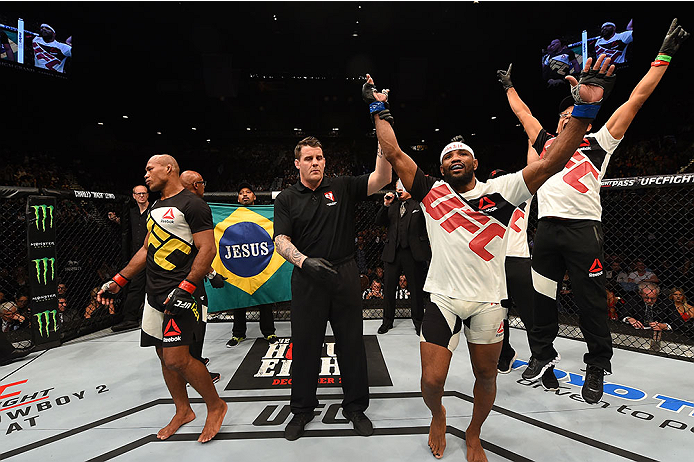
[
  {"xmin": 565, "ymin": 54, "xmax": 616, "ymax": 119},
  {"xmin": 363, "ymin": 74, "xmax": 394, "ymax": 126}
]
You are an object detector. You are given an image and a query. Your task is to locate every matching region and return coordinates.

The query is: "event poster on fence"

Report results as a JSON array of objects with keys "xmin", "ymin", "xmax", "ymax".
[
  {"xmin": 26, "ymin": 195, "xmax": 61, "ymax": 348},
  {"xmin": 205, "ymin": 204, "xmax": 292, "ymax": 313}
]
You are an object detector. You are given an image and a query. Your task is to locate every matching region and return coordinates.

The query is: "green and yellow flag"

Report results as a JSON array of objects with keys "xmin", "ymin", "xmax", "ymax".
[{"xmin": 206, "ymin": 204, "xmax": 292, "ymax": 312}]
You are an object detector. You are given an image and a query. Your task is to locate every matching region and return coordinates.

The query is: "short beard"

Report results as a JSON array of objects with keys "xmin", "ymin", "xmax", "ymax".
[{"xmin": 443, "ymin": 168, "xmax": 474, "ymax": 191}]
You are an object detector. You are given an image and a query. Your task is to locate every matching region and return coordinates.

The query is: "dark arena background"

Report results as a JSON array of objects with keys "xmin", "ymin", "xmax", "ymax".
[{"xmin": 1, "ymin": 3, "xmax": 693, "ymax": 461}]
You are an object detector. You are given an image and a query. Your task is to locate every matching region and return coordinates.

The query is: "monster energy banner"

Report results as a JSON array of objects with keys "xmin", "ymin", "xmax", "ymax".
[{"xmin": 26, "ymin": 196, "xmax": 61, "ymax": 348}]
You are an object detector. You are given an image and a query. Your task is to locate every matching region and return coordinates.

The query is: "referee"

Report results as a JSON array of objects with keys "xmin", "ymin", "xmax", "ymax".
[{"xmin": 273, "ymin": 136, "xmax": 391, "ymax": 441}]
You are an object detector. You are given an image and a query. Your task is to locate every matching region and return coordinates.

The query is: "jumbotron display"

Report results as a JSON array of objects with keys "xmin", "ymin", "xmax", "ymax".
[{"xmin": 0, "ymin": 12, "xmax": 72, "ymax": 76}]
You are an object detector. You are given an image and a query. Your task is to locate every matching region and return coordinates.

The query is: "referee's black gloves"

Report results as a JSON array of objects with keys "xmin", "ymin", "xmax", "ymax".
[{"xmin": 302, "ymin": 257, "xmax": 338, "ymax": 281}]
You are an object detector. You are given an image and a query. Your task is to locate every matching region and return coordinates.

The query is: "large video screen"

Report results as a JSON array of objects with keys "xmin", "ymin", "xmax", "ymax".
[
  {"xmin": 1, "ymin": 13, "xmax": 72, "ymax": 76},
  {"xmin": 541, "ymin": 19, "xmax": 634, "ymax": 88}
]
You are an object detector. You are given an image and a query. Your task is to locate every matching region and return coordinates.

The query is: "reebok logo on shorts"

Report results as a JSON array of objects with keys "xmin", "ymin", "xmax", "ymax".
[
  {"xmin": 163, "ymin": 319, "xmax": 182, "ymax": 342},
  {"xmin": 496, "ymin": 320, "xmax": 504, "ymax": 337},
  {"xmin": 588, "ymin": 258, "xmax": 604, "ymax": 277}
]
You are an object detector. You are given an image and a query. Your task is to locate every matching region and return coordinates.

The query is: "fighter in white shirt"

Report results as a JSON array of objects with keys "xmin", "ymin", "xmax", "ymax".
[
  {"xmin": 32, "ymin": 24, "xmax": 72, "ymax": 73},
  {"xmin": 366, "ymin": 54, "xmax": 615, "ymax": 462},
  {"xmin": 497, "ymin": 18, "xmax": 689, "ymax": 406}
]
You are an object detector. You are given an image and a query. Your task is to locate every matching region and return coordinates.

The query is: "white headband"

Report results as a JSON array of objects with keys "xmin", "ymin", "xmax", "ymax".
[
  {"xmin": 41, "ymin": 23, "xmax": 56, "ymax": 34},
  {"xmin": 601, "ymin": 22, "xmax": 616, "ymax": 29},
  {"xmin": 440, "ymin": 141, "xmax": 475, "ymax": 164}
]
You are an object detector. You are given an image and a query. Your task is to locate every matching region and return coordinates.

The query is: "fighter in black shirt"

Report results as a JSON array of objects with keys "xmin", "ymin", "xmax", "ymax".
[{"xmin": 98, "ymin": 154, "xmax": 226, "ymax": 443}]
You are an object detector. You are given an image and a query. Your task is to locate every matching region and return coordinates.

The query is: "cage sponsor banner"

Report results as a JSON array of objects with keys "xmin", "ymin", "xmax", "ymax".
[
  {"xmin": 206, "ymin": 204, "xmax": 292, "ymax": 313},
  {"xmin": 26, "ymin": 196, "xmax": 60, "ymax": 348},
  {"xmin": 225, "ymin": 336, "xmax": 393, "ymax": 390},
  {"xmin": 601, "ymin": 173, "xmax": 694, "ymax": 190}
]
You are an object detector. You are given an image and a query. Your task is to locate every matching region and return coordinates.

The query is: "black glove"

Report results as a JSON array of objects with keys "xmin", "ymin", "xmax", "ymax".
[
  {"xmin": 658, "ymin": 18, "xmax": 690, "ymax": 57},
  {"xmin": 362, "ymin": 78, "xmax": 393, "ymax": 127},
  {"xmin": 206, "ymin": 270, "xmax": 227, "ymax": 289},
  {"xmin": 302, "ymin": 257, "xmax": 338, "ymax": 282},
  {"xmin": 164, "ymin": 280, "xmax": 197, "ymax": 316},
  {"xmin": 496, "ymin": 63, "xmax": 514, "ymax": 91},
  {"xmin": 570, "ymin": 58, "xmax": 616, "ymax": 119},
  {"xmin": 98, "ymin": 272, "xmax": 129, "ymax": 301}
]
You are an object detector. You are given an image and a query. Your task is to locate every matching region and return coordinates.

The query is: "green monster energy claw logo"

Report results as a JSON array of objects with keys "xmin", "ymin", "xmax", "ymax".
[
  {"xmin": 31, "ymin": 205, "xmax": 54, "ymax": 231},
  {"xmin": 32, "ymin": 257, "xmax": 56, "ymax": 284},
  {"xmin": 35, "ymin": 310, "xmax": 59, "ymax": 337}
]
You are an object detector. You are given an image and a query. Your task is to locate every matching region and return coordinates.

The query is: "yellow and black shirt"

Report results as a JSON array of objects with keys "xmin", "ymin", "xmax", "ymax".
[{"xmin": 145, "ymin": 189, "xmax": 213, "ymax": 310}]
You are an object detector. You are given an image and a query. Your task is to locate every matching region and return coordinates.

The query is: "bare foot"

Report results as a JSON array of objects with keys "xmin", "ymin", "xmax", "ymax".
[
  {"xmin": 428, "ymin": 405, "xmax": 446, "ymax": 459},
  {"xmin": 198, "ymin": 399, "xmax": 228, "ymax": 443},
  {"xmin": 465, "ymin": 434, "xmax": 488, "ymax": 462},
  {"xmin": 157, "ymin": 409, "xmax": 196, "ymax": 440}
]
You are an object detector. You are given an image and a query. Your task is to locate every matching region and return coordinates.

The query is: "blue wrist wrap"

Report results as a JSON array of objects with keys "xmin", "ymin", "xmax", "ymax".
[
  {"xmin": 369, "ymin": 101, "xmax": 386, "ymax": 113},
  {"xmin": 571, "ymin": 104, "xmax": 600, "ymax": 119}
]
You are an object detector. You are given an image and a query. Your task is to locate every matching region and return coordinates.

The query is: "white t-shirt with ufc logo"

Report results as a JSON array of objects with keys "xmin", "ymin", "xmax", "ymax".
[
  {"xmin": 534, "ymin": 125, "xmax": 622, "ymax": 221},
  {"xmin": 410, "ymin": 168, "xmax": 531, "ymax": 303}
]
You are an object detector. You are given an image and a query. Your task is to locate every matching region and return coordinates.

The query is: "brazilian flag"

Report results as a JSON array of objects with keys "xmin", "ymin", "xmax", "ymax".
[{"xmin": 206, "ymin": 204, "xmax": 292, "ymax": 313}]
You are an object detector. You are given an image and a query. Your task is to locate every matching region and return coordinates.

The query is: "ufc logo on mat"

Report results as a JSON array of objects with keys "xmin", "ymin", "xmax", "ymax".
[{"xmin": 423, "ymin": 185, "xmax": 506, "ymax": 261}]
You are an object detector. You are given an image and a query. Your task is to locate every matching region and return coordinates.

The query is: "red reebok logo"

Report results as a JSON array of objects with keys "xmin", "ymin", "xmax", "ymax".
[
  {"xmin": 163, "ymin": 319, "xmax": 182, "ymax": 337},
  {"xmin": 589, "ymin": 259, "xmax": 603, "ymax": 273},
  {"xmin": 324, "ymin": 191, "xmax": 335, "ymax": 202},
  {"xmin": 497, "ymin": 321, "xmax": 504, "ymax": 334},
  {"xmin": 162, "ymin": 208, "xmax": 175, "ymax": 220},
  {"xmin": 478, "ymin": 196, "xmax": 496, "ymax": 210}
]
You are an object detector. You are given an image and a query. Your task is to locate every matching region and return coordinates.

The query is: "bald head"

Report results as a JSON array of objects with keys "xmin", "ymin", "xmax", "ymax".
[
  {"xmin": 149, "ymin": 154, "xmax": 180, "ymax": 174},
  {"xmin": 181, "ymin": 170, "xmax": 205, "ymax": 198},
  {"xmin": 144, "ymin": 154, "xmax": 181, "ymax": 193}
]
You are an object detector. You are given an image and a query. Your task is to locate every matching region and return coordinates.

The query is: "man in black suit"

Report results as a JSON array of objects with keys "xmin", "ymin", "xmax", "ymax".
[
  {"xmin": 375, "ymin": 179, "xmax": 430, "ymax": 335},
  {"xmin": 622, "ymin": 282, "xmax": 684, "ymax": 351}
]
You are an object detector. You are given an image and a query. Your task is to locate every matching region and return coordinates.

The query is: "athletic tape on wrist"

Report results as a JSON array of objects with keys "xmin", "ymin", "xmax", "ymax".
[
  {"xmin": 179, "ymin": 279, "xmax": 197, "ymax": 294},
  {"xmin": 369, "ymin": 101, "xmax": 386, "ymax": 113},
  {"xmin": 113, "ymin": 273, "xmax": 130, "ymax": 287},
  {"xmin": 571, "ymin": 104, "xmax": 600, "ymax": 119}
]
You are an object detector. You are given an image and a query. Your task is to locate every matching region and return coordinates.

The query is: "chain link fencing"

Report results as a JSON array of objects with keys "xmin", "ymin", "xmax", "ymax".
[
  {"xmin": 208, "ymin": 174, "xmax": 694, "ymax": 362},
  {"xmin": 2, "ymin": 174, "xmax": 693, "ymax": 362},
  {"xmin": 0, "ymin": 187, "xmax": 129, "ymax": 350}
]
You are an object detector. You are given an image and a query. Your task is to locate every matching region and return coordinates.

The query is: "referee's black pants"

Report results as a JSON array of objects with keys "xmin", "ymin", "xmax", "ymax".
[
  {"xmin": 528, "ymin": 219, "xmax": 613, "ymax": 372},
  {"xmin": 289, "ymin": 258, "xmax": 369, "ymax": 415},
  {"xmin": 499, "ymin": 256, "xmax": 534, "ymax": 363},
  {"xmin": 382, "ymin": 247, "xmax": 428, "ymax": 329}
]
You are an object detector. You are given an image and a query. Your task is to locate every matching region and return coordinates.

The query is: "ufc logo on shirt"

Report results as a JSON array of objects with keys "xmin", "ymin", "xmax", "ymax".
[{"xmin": 422, "ymin": 184, "xmax": 506, "ymax": 261}]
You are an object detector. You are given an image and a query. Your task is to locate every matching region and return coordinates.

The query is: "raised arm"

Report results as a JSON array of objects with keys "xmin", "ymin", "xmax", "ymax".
[
  {"xmin": 605, "ymin": 18, "xmax": 689, "ymax": 140},
  {"xmin": 497, "ymin": 64, "xmax": 544, "ymax": 144},
  {"xmin": 363, "ymin": 74, "xmax": 419, "ymax": 192},
  {"xmin": 522, "ymin": 55, "xmax": 616, "ymax": 195},
  {"xmin": 367, "ymin": 142, "xmax": 393, "ymax": 195}
]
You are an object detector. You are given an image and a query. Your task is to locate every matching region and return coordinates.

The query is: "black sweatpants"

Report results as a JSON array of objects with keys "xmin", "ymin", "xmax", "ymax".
[
  {"xmin": 232, "ymin": 304, "xmax": 276, "ymax": 338},
  {"xmin": 529, "ymin": 219, "xmax": 612, "ymax": 372},
  {"xmin": 289, "ymin": 258, "xmax": 369, "ymax": 415},
  {"xmin": 382, "ymin": 248, "xmax": 428, "ymax": 328},
  {"xmin": 499, "ymin": 256, "xmax": 534, "ymax": 363}
]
